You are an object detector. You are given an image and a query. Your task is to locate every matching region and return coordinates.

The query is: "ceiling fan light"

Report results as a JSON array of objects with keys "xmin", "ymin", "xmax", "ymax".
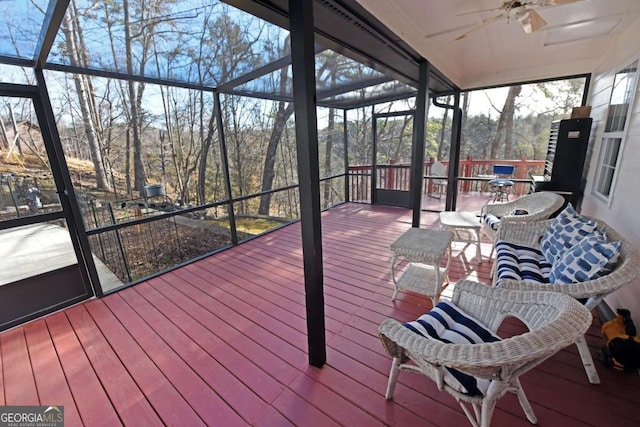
[{"xmin": 518, "ymin": 10, "xmax": 548, "ymax": 33}]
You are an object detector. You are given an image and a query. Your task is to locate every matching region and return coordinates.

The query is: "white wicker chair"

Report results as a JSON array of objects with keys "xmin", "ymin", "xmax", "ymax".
[
  {"xmin": 494, "ymin": 216, "xmax": 640, "ymax": 384},
  {"xmin": 379, "ymin": 280, "xmax": 592, "ymax": 427},
  {"xmin": 481, "ymin": 191, "xmax": 565, "ymax": 259},
  {"xmin": 428, "ymin": 161, "xmax": 447, "ymax": 199}
]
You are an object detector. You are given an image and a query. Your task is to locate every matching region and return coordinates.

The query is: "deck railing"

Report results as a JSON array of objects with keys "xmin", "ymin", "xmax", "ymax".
[{"xmin": 348, "ymin": 156, "xmax": 545, "ymax": 203}]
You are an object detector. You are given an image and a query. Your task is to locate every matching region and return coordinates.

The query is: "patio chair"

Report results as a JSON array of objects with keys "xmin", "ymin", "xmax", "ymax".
[
  {"xmin": 379, "ymin": 280, "xmax": 592, "ymax": 427},
  {"xmin": 488, "ymin": 164, "xmax": 515, "ymax": 202},
  {"xmin": 493, "ymin": 214, "xmax": 640, "ymax": 384},
  {"xmin": 481, "ymin": 191, "xmax": 565, "ymax": 259},
  {"xmin": 428, "ymin": 161, "xmax": 447, "ymax": 199}
]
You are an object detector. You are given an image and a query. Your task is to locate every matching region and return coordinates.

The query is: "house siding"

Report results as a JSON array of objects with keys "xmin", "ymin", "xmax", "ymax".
[{"xmin": 582, "ymin": 28, "xmax": 640, "ymax": 326}]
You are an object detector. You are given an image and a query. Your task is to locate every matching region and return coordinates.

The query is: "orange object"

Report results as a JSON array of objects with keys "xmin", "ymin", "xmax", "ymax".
[{"xmin": 601, "ymin": 309, "xmax": 640, "ymax": 371}]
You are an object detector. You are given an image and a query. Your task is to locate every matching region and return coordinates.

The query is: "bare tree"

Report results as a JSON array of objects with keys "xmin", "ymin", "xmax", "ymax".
[
  {"xmin": 122, "ymin": 0, "xmax": 147, "ymax": 194},
  {"xmin": 437, "ymin": 95, "xmax": 452, "ymax": 160},
  {"xmin": 193, "ymin": 12, "xmax": 266, "ymax": 205},
  {"xmin": 59, "ymin": 0, "xmax": 111, "ymax": 190},
  {"xmin": 323, "ymin": 109, "xmax": 337, "ymax": 205},
  {"xmin": 490, "ymin": 85, "xmax": 521, "ymax": 159},
  {"xmin": 460, "ymin": 91, "xmax": 470, "ymax": 155},
  {"xmin": 258, "ymin": 36, "xmax": 294, "ymax": 216}
]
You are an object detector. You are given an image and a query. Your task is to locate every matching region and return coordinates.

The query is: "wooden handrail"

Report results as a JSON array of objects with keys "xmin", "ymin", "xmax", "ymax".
[{"xmin": 348, "ymin": 156, "xmax": 545, "ymax": 197}]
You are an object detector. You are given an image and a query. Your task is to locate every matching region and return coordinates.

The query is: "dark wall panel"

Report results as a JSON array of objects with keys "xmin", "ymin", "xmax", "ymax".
[{"xmin": 0, "ymin": 265, "xmax": 88, "ymax": 331}]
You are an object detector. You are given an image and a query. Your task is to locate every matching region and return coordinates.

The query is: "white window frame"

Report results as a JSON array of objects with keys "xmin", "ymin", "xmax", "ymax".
[{"xmin": 593, "ymin": 60, "xmax": 639, "ymax": 205}]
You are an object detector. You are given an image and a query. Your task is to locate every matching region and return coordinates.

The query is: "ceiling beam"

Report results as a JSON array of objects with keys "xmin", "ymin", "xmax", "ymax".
[
  {"xmin": 216, "ymin": 44, "xmax": 326, "ymax": 92},
  {"xmin": 224, "ymin": 0, "xmax": 459, "ymax": 94},
  {"xmin": 34, "ymin": 0, "xmax": 70, "ymax": 69},
  {"xmin": 316, "ymin": 75, "xmax": 392, "ymax": 100}
]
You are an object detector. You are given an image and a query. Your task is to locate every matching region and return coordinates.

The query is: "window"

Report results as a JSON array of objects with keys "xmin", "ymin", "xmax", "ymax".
[
  {"xmin": 595, "ymin": 138, "xmax": 621, "ymax": 197},
  {"xmin": 594, "ymin": 60, "xmax": 638, "ymax": 201}
]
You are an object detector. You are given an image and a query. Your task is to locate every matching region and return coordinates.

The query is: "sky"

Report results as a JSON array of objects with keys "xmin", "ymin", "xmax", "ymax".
[{"xmin": 430, "ymin": 79, "xmax": 585, "ymax": 120}]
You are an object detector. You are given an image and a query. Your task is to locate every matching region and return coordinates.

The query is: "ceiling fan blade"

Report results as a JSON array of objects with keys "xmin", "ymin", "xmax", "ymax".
[
  {"xmin": 518, "ymin": 9, "xmax": 548, "ymax": 33},
  {"xmin": 455, "ymin": 6, "xmax": 502, "ymax": 17},
  {"xmin": 544, "ymin": 0, "xmax": 582, "ymax": 5},
  {"xmin": 455, "ymin": 14, "xmax": 507, "ymax": 40}
]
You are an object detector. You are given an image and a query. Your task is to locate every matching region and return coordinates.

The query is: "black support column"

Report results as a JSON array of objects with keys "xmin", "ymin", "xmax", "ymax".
[
  {"xmin": 411, "ymin": 60, "xmax": 430, "ymax": 227},
  {"xmin": 289, "ymin": 0, "xmax": 326, "ymax": 367},
  {"xmin": 446, "ymin": 91, "xmax": 462, "ymax": 211},
  {"xmin": 214, "ymin": 92, "xmax": 239, "ymax": 245},
  {"xmin": 344, "ymin": 109, "xmax": 350, "ymax": 202}
]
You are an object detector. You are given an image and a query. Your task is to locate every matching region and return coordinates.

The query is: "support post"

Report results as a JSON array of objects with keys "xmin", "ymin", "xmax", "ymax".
[
  {"xmin": 446, "ymin": 91, "xmax": 462, "ymax": 211},
  {"xmin": 289, "ymin": 0, "xmax": 326, "ymax": 367},
  {"xmin": 343, "ymin": 109, "xmax": 350, "ymax": 202},
  {"xmin": 411, "ymin": 60, "xmax": 430, "ymax": 227},
  {"xmin": 34, "ymin": 69, "xmax": 101, "ymax": 297},
  {"xmin": 214, "ymin": 92, "xmax": 238, "ymax": 245},
  {"xmin": 371, "ymin": 105, "xmax": 377, "ymax": 204}
]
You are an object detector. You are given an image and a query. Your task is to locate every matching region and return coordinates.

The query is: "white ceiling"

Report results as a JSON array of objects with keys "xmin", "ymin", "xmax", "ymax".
[{"xmin": 354, "ymin": 0, "xmax": 640, "ymax": 89}]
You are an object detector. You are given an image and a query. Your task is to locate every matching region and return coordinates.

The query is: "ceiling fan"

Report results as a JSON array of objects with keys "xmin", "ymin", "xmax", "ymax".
[{"xmin": 455, "ymin": 0, "xmax": 582, "ymax": 40}]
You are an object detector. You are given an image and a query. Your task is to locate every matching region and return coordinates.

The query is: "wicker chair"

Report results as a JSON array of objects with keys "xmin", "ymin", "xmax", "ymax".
[
  {"xmin": 494, "ymin": 216, "xmax": 640, "ymax": 384},
  {"xmin": 481, "ymin": 191, "xmax": 565, "ymax": 258},
  {"xmin": 379, "ymin": 280, "xmax": 592, "ymax": 427},
  {"xmin": 428, "ymin": 161, "xmax": 447, "ymax": 199}
]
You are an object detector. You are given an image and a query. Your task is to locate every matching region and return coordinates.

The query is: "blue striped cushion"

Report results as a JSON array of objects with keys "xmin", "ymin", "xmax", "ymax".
[
  {"xmin": 482, "ymin": 213, "xmax": 501, "ymax": 231},
  {"xmin": 495, "ymin": 241, "xmax": 551, "ymax": 283},
  {"xmin": 404, "ymin": 301, "xmax": 500, "ymax": 396}
]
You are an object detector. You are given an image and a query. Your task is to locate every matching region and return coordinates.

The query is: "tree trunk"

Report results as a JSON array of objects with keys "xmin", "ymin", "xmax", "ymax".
[
  {"xmin": 61, "ymin": 8, "xmax": 110, "ymax": 190},
  {"xmin": 123, "ymin": 0, "xmax": 147, "ymax": 194},
  {"xmin": 125, "ymin": 129, "xmax": 132, "ymax": 195},
  {"xmin": 461, "ymin": 91, "xmax": 470, "ymax": 155},
  {"xmin": 321, "ymin": 54, "xmax": 339, "ymax": 206},
  {"xmin": 437, "ymin": 96, "xmax": 451, "ymax": 160},
  {"xmin": 391, "ymin": 115, "xmax": 411, "ymax": 161},
  {"xmin": 491, "ymin": 85, "xmax": 521, "ymax": 159},
  {"xmin": 258, "ymin": 102, "xmax": 294, "ymax": 215},
  {"xmin": 323, "ymin": 109, "xmax": 336, "ymax": 205},
  {"xmin": 258, "ymin": 39, "xmax": 294, "ymax": 216},
  {"xmin": 197, "ymin": 112, "xmax": 217, "ymax": 205}
]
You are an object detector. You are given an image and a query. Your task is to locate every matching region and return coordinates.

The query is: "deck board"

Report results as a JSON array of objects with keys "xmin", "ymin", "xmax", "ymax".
[
  {"xmin": 44, "ymin": 312, "xmax": 122, "ymax": 427},
  {"xmin": 23, "ymin": 320, "xmax": 84, "ymax": 426},
  {"xmin": 83, "ymin": 299, "xmax": 204, "ymax": 426},
  {"xmin": 103, "ymin": 292, "xmax": 235, "ymax": 426},
  {"xmin": 133, "ymin": 282, "xmax": 287, "ymax": 408},
  {"xmin": 64, "ymin": 305, "xmax": 161, "ymax": 426},
  {"xmin": 1, "ymin": 203, "xmax": 639, "ymax": 426},
  {"xmin": 1, "ymin": 328, "xmax": 39, "ymax": 405}
]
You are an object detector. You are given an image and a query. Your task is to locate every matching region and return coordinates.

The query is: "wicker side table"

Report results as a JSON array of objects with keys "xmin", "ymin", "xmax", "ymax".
[
  {"xmin": 389, "ymin": 228, "xmax": 453, "ymax": 305},
  {"xmin": 439, "ymin": 211, "xmax": 483, "ymax": 263}
]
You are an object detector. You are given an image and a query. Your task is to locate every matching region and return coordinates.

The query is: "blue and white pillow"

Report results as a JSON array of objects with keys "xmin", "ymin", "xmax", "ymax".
[
  {"xmin": 403, "ymin": 301, "xmax": 501, "ymax": 396},
  {"xmin": 540, "ymin": 204, "xmax": 597, "ymax": 264},
  {"xmin": 593, "ymin": 231, "xmax": 621, "ymax": 278},
  {"xmin": 548, "ymin": 231, "xmax": 620, "ymax": 284}
]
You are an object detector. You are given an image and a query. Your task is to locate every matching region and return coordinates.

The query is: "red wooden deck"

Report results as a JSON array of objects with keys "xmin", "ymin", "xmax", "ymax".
[{"xmin": 1, "ymin": 203, "xmax": 639, "ymax": 426}]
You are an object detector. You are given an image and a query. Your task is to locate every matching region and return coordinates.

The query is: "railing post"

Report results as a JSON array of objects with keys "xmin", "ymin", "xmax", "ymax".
[
  {"xmin": 426, "ymin": 157, "xmax": 434, "ymax": 195},
  {"xmin": 463, "ymin": 155, "xmax": 472, "ymax": 193},
  {"xmin": 516, "ymin": 155, "xmax": 527, "ymax": 195},
  {"xmin": 388, "ymin": 160, "xmax": 395, "ymax": 190},
  {"xmin": 343, "ymin": 110, "xmax": 349, "ymax": 202}
]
